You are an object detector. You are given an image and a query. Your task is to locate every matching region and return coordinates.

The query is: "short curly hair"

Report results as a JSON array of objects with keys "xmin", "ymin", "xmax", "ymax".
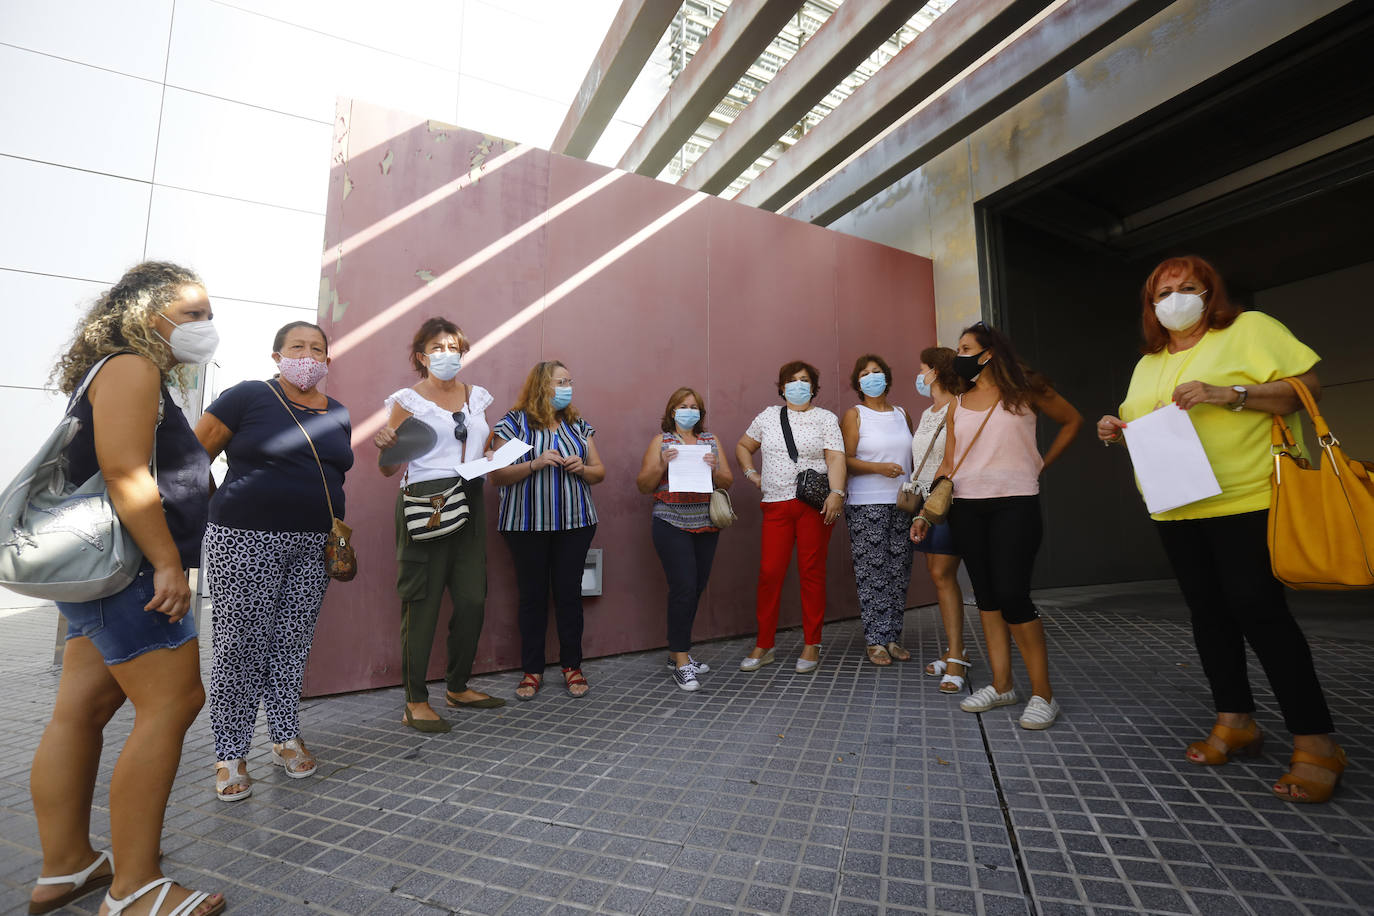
[
  {"xmin": 776, "ymin": 359, "xmax": 820, "ymax": 398},
  {"xmin": 849, "ymin": 353, "xmax": 892, "ymax": 396},
  {"xmin": 409, "ymin": 317, "xmax": 471, "ymax": 378}
]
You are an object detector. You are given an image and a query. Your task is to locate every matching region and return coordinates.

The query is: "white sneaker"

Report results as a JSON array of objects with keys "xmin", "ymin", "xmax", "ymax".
[
  {"xmin": 1018, "ymin": 695, "xmax": 1061, "ymax": 730},
  {"xmin": 666, "ymin": 655, "xmax": 710, "ymax": 674},
  {"xmin": 960, "ymin": 684, "xmax": 1018, "ymax": 713},
  {"xmin": 740, "ymin": 649, "xmax": 775, "ymax": 671}
]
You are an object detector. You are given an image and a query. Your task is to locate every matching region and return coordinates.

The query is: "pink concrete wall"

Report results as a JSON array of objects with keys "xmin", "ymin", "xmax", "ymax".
[{"xmin": 305, "ymin": 99, "xmax": 936, "ymax": 697}]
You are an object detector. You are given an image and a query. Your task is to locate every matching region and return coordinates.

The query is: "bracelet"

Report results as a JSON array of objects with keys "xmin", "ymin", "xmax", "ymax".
[
  {"xmin": 829, "ymin": 489, "xmax": 845, "ymax": 497},
  {"xmin": 744, "ymin": 467, "xmax": 759, "ymax": 477}
]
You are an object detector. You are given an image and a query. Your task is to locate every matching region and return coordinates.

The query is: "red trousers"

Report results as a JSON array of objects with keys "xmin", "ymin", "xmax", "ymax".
[{"xmin": 756, "ymin": 498, "xmax": 834, "ymax": 648}]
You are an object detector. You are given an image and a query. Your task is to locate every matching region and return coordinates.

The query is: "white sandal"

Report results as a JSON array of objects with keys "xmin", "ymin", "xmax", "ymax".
[
  {"xmin": 29, "ymin": 849, "xmax": 112, "ymax": 914},
  {"xmin": 939, "ymin": 657, "xmax": 971, "ymax": 694},
  {"xmin": 925, "ymin": 649, "xmax": 952, "ymax": 677},
  {"xmin": 214, "ymin": 759, "xmax": 251, "ymax": 802},
  {"xmin": 271, "ymin": 737, "xmax": 317, "ymax": 779},
  {"xmin": 104, "ymin": 877, "xmax": 225, "ymax": 916}
]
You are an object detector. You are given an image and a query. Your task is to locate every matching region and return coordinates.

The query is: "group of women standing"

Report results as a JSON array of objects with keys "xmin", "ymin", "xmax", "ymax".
[{"xmin": 23, "ymin": 250, "xmax": 1349, "ymax": 915}]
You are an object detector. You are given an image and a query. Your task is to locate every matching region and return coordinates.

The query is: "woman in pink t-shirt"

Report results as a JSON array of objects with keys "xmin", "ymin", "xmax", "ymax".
[{"xmin": 912, "ymin": 323, "xmax": 1083, "ymax": 730}]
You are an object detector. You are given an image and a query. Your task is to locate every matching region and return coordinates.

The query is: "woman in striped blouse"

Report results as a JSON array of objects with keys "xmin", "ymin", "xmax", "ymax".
[
  {"xmin": 635, "ymin": 387, "xmax": 734, "ymax": 691},
  {"xmin": 489, "ymin": 361, "xmax": 606, "ymax": 699}
]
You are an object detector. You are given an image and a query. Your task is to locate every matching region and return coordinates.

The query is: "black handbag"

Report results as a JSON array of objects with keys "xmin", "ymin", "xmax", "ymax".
[{"xmin": 778, "ymin": 406, "xmax": 830, "ymax": 512}]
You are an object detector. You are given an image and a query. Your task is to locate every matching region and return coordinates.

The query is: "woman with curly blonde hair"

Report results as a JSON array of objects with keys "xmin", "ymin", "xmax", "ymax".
[
  {"xmin": 489, "ymin": 361, "xmax": 605, "ymax": 699},
  {"xmin": 28, "ymin": 262, "xmax": 225, "ymax": 915}
]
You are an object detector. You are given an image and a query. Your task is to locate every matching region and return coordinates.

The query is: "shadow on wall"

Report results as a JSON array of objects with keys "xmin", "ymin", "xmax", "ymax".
[{"xmin": 305, "ymin": 99, "xmax": 937, "ymax": 697}]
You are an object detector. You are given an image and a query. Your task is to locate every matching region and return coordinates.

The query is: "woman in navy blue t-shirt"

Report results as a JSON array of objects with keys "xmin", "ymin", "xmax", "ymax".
[{"xmin": 194, "ymin": 321, "xmax": 353, "ymax": 802}]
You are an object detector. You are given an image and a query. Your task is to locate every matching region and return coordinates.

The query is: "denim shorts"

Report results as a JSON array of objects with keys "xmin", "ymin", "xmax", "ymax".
[
  {"xmin": 58, "ymin": 568, "xmax": 199, "ymax": 665},
  {"xmin": 913, "ymin": 517, "xmax": 958, "ymax": 556}
]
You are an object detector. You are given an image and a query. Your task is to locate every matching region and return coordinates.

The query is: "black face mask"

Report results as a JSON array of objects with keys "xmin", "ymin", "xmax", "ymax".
[{"xmin": 953, "ymin": 349, "xmax": 989, "ymax": 383}]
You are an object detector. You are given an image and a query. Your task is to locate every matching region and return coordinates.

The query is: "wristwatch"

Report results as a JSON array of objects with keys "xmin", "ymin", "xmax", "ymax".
[{"xmin": 1229, "ymin": 386, "xmax": 1248, "ymax": 412}]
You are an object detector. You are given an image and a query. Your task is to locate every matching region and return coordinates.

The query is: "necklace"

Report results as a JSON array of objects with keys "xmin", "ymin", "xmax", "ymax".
[{"xmin": 1153, "ymin": 337, "xmax": 1206, "ymax": 409}]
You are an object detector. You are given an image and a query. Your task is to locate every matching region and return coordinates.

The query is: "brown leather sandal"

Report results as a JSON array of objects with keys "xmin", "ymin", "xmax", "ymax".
[
  {"xmin": 865, "ymin": 645, "xmax": 892, "ymax": 667},
  {"xmin": 515, "ymin": 673, "xmax": 542, "ymax": 701},
  {"xmin": 1274, "ymin": 746, "xmax": 1347, "ymax": 804},
  {"xmin": 562, "ymin": 667, "xmax": 590, "ymax": 698},
  {"xmin": 1186, "ymin": 721, "xmax": 1263, "ymax": 766}
]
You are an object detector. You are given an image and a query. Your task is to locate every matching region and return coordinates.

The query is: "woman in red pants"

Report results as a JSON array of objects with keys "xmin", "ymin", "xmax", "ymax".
[{"xmin": 735, "ymin": 360, "xmax": 847, "ymax": 674}]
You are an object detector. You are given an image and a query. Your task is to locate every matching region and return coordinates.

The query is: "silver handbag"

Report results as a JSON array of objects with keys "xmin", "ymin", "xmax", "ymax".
[{"xmin": 0, "ymin": 356, "xmax": 153, "ymax": 602}]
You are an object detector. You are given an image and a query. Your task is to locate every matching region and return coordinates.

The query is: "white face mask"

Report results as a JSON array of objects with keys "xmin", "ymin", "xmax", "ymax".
[
  {"xmin": 1154, "ymin": 291, "xmax": 1206, "ymax": 332},
  {"xmin": 156, "ymin": 316, "xmax": 219, "ymax": 364}
]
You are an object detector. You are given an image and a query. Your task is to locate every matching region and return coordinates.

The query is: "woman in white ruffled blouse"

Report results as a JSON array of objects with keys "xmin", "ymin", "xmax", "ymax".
[{"xmin": 374, "ymin": 318, "xmax": 504, "ymax": 733}]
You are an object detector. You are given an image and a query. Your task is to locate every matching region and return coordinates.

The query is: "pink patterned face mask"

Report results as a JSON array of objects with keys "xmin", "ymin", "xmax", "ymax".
[{"xmin": 277, "ymin": 355, "xmax": 329, "ymax": 391}]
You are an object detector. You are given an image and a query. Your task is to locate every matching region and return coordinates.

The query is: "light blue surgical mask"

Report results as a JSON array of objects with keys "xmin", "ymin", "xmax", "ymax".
[
  {"xmin": 426, "ymin": 351, "xmax": 462, "ymax": 381},
  {"xmin": 552, "ymin": 386, "xmax": 573, "ymax": 410},
  {"xmin": 859, "ymin": 372, "xmax": 887, "ymax": 398},
  {"xmin": 674, "ymin": 407, "xmax": 700, "ymax": 430},
  {"xmin": 915, "ymin": 373, "xmax": 932, "ymax": 398},
  {"xmin": 784, "ymin": 380, "xmax": 812, "ymax": 406}
]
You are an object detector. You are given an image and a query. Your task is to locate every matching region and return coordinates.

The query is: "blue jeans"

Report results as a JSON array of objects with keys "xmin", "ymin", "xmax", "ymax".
[{"xmin": 59, "ymin": 568, "xmax": 199, "ymax": 665}]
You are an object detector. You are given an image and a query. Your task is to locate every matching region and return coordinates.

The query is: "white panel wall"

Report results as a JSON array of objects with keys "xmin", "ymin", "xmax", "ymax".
[{"xmin": 0, "ymin": 0, "xmax": 659, "ymax": 606}]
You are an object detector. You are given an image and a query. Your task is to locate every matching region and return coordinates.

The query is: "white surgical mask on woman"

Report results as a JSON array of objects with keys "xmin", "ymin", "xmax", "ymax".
[
  {"xmin": 157, "ymin": 316, "xmax": 219, "ymax": 365},
  {"xmin": 426, "ymin": 351, "xmax": 462, "ymax": 381},
  {"xmin": 1154, "ymin": 291, "xmax": 1207, "ymax": 332}
]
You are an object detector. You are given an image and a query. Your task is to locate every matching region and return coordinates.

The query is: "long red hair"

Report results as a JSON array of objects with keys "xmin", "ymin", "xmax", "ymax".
[{"xmin": 1140, "ymin": 256, "xmax": 1241, "ymax": 354}]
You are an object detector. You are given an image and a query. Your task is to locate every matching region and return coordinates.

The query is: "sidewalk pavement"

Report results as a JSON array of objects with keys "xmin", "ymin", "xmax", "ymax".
[{"xmin": 1, "ymin": 582, "xmax": 1370, "ymax": 915}]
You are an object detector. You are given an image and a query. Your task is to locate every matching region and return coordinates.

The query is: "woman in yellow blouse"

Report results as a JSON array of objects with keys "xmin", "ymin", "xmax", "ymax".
[{"xmin": 1097, "ymin": 255, "xmax": 1344, "ymax": 803}]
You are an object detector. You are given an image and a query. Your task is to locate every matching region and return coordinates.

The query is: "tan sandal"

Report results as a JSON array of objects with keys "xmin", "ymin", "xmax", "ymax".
[
  {"xmin": 1186, "ymin": 721, "xmax": 1263, "ymax": 766},
  {"xmin": 213, "ymin": 759, "xmax": 251, "ymax": 802},
  {"xmin": 865, "ymin": 645, "xmax": 892, "ymax": 667},
  {"xmin": 1273, "ymin": 746, "xmax": 1347, "ymax": 804},
  {"xmin": 885, "ymin": 642, "xmax": 911, "ymax": 662}
]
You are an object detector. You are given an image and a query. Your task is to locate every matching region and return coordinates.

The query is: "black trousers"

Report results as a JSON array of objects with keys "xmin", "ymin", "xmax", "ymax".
[
  {"xmin": 651, "ymin": 518, "xmax": 719, "ymax": 653},
  {"xmin": 948, "ymin": 495, "xmax": 1042, "ymax": 624},
  {"xmin": 504, "ymin": 525, "xmax": 596, "ymax": 674},
  {"xmin": 1155, "ymin": 510, "xmax": 1333, "ymax": 735}
]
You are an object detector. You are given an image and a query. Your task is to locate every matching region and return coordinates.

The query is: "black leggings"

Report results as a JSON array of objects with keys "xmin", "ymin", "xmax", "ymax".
[
  {"xmin": 1156, "ymin": 510, "xmax": 1333, "ymax": 735},
  {"xmin": 651, "ymin": 518, "xmax": 719, "ymax": 652},
  {"xmin": 948, "ymin": 496, "xmax": 1042, "ymax": 624},
  {"xmin": 504, "ymin": 525, "xmax": 596, "ymax": 674}
]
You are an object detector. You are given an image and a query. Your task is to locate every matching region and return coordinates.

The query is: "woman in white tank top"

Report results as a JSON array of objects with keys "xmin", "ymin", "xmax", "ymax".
[
  {"xmin": 840, "ymin": 355, "xmax": 914, "ymax": 666},
  {"xmin": 912, "ymin": 323, "xmax": 1083, "ymax": 730}
]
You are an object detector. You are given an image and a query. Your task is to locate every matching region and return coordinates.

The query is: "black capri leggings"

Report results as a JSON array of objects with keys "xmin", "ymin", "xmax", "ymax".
[{"xmin": 948, "ymin": 495, "xmax": 1042, "ymax": 624}]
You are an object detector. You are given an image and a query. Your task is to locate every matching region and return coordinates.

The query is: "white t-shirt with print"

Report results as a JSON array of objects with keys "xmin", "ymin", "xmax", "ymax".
[{"xmin": 745, "ymin": 405, "xmax": 843, "ymax": 503}]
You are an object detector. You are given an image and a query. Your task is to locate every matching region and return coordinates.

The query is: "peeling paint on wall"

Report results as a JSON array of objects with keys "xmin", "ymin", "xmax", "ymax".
[
  {"xmin": 342, "ymin": 172, "xmax": 354, "ymax": 200},
  {"xmin": 415, "ymin": 269, "xmax": 435, "ymax": 283},
  {"xmin": 379, "ymin": 148, "xmax": 394, "ymax": 175}
]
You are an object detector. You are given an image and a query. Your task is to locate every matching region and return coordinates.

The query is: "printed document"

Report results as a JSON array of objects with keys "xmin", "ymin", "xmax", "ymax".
[
  {"xmin": 1122, "ymin": 404, "xmax": 1222, "ymax": 514},
  {"xmin": 455, "ymin": 438, "xmax": 532, "ymax": 480},
  {"xmin": 668, "ymin": 444, "xmax": 713, "ymax": 493}
]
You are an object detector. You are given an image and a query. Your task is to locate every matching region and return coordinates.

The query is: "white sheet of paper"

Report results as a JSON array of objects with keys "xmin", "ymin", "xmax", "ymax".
[
  {"xmin": 668, "ymin": 444, "xmax": 713, "ymax": 493},
  {"xmin": 1122, "ymin": 404, "xmax": 1223, "ymax": 514},
  {"xmin": 455, "ymin": 438, "xmax": 532, "ymax": 480}
]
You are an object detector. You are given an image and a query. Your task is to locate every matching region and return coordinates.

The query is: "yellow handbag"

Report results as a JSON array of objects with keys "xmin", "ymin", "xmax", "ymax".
[{"xmin": 1268, "ymin": 377, "xmax": 1374, "ymax": 590}]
